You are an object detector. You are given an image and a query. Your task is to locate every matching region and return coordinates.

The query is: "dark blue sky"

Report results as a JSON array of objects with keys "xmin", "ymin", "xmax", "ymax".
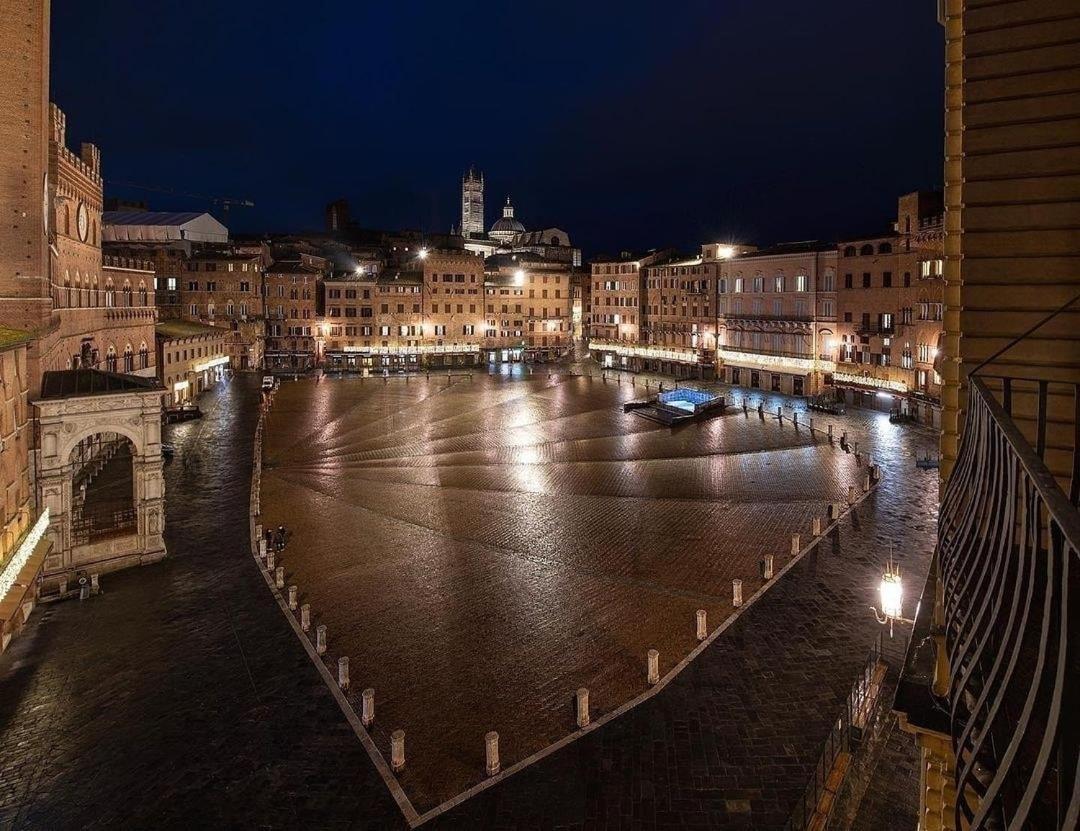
[{"xmin": 52, "ymin": 1, "xmax": 944, "ymax": 255}]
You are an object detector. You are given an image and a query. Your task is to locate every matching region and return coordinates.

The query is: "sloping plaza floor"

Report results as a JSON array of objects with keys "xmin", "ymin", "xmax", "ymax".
[
  {"xmin": 0, "ymin": 368, "xmax": 938, "ymax": 829},
  {"xmin": 261, "ymin": 372, "xmax": 865, "ymax": 811}
]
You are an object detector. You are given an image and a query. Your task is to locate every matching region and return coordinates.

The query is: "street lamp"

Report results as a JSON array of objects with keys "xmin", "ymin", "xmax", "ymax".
[
  {"xmin": 871, "ymin": 552, "xmax": 912, "ymax": 637},
  {"xmin": 418, "ymin": 247, "xmax": 429, "ymax": 260}
]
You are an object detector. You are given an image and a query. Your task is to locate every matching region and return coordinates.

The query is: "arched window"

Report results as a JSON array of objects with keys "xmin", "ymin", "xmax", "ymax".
[
  {"xmin": 139, "ymin": 341, "xmax": 149, "ymax": 369},
  {"xmin": 878, "ymin": 242, "xmax": 892, "ymax": 254},
  {"xmin": 106, "ymin": 346, "xmax": 118, "ymax": 373},
  {"xmin": 104, "ymin": 280, "xmax": 115, "ymax": 308},
  {"xmin": 123, "ymin": 344, "xmax": 134, "ymax": 373},
  {"xmin": 860, "ymin": 244, "xmax": 874, "ymax": 256},
  {"xmin": 843, "ymin": 245, "xmax": 856, "ymax": 257}
]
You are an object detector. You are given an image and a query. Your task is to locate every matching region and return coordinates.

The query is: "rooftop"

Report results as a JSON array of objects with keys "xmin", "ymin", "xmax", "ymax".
[
  {"xmin": 737, "ymin": 240, "xmax": 837, "ymax": 258},
  {"xmin": 157, "ymin": 320, "xmax": 229, "ymax": 340},
  {"xmin": 39, "ymin": 369, "xmax": 162, "ymax": 400},
  {"xmin": 0, "ymin": 326, "xmax": 32, "ymax": 352}
]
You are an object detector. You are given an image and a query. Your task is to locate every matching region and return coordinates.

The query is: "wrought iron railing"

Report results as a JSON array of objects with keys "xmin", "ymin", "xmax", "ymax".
[
  {"xmin": 786, "ymin": 633, "xmax": 886, "ymax": 831},
  {"xmin": 71, "ymin": 507, "xmax": 137, "ymax": 546},
  {"xmin": 937, "ymin": 375, "xmax": 1078, "ymax": 829}
]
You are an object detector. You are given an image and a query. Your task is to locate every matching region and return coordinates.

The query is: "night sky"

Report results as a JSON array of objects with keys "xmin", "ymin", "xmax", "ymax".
[{"xmin": 52, "ymin": 0, "xmax": 944, "ymax": 255}]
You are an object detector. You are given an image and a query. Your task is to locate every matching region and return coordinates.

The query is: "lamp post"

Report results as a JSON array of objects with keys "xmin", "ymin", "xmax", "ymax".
[{"xmin": 871, "ymin": 552, "xmax": 913, "ymax": 637}]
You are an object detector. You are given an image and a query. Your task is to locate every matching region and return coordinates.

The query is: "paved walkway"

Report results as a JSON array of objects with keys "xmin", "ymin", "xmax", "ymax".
[
  {"xmin": 0, "ymin": 377, "xmax": 406, "ymax": 830},
  {"xmin": 0, "ymin": 368, "xmax": 936, "ymax": 830}
]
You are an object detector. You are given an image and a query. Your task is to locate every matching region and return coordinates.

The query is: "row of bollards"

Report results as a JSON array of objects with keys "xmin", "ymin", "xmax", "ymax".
[{"xmin": 254, "ymin": 385, "xmax": 883, "ymax": 785}]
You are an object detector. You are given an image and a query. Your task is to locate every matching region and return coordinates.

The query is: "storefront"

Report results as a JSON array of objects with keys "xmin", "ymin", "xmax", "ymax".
[
  {"xmin": 588, "ymin": 341, "xmax": 705, "ymax": 378},
  {"xmin": 719, "ymin": 350, "xmax": 833, "ymax": 397},
  {"xmin": 325, "ymin": 345, "xmax": 482, "ymax": 373}
]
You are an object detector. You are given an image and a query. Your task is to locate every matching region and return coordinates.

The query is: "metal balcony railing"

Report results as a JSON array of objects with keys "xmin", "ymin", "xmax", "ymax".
[{"xmin": 936, "ymin": 374, "xmax": 1079, "ymax": 829}]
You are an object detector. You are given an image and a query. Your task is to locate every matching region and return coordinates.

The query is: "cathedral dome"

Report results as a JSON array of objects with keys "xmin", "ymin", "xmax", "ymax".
[
  {"xmin": 490, "ymin": 196, "xmax": 525, "ymax": 240},
  {"xmin": 490, "ymin": 216, "xmax": 525, "ymax": 234}
]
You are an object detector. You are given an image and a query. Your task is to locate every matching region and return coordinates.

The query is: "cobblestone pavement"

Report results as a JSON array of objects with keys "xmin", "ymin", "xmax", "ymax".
[
  {"xmin": 0, "ymin": 377, "xmax": 407, "ymax": 831},
  {"xmin": 261, "ymin": 372, "xmax": 869, "ymax": 812},
  {"xmin": 423, "ymin": 372, "xmax": 937, "ymax": 829},
  {"xmin": 0, "ymin": 365, "xmax": 936, "ymax": 830}
]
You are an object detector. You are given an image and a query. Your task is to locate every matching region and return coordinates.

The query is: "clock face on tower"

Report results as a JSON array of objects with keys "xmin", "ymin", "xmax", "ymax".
[{"xmin": 76, "ymin": 201, "xmax": 89, "ymax": 242}]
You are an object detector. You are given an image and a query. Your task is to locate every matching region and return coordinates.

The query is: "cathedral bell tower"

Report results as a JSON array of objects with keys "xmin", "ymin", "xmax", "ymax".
[{"xmin": 461, "ymin": 167, "xmax": 484, "ymax": 238}]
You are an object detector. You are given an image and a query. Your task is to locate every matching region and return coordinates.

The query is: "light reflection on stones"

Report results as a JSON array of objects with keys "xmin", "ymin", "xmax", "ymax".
[{"xmin": 261, "ymin": 373, "xmax": 862, "ymax": 811}]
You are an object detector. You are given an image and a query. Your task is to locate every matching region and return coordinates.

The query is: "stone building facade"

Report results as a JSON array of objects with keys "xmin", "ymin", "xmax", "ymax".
[
  {"xmin": 264, "ymin": 257, "xmax": 326, "ymax": 371},
  {"xmin": 156, "ymin": 320, "xmax": 230, "ymax": 405},
  {"xmin": 0, "ymin": 0, "xmax": 165, "ymax": 600},
  {"xmin": 588, "ymin": 250, "xmax": 673, "ymax": 365},
  {"xmin": 717, "ymin": 242, "xmax": 837, "ymax": 396},
  {"xmin": 642, "ymin": 254, "xmax": 720, "ymax": 379},
  {"xmin": 834, "ymin": 192, "xmax": 945, "ymax": 425},
  {"xmin": 0, "ymin": 332, "xmax": 46, "ymax": 653},
  {"xmin": 181, "ymin": 247, "xmax": 266, "ymax": 370},
  {"xmin": 483, "ymin": 254, "xmax": 573, "ymax": 363}
]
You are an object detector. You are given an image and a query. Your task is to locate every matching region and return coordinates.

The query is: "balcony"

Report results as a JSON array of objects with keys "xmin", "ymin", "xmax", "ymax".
[{"xmin": 907, "ymin": 374, "xmax": 1079, "ymax": 829}]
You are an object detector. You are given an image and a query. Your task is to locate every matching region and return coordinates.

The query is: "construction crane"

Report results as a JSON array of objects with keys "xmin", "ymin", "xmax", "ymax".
[{"xmin": 107, "ymin": 180, "xmax": 254, "ymax": 219}]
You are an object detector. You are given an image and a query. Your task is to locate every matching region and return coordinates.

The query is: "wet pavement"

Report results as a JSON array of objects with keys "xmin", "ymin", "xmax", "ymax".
[
  {"xmin": 260, "ymin": 370, "xmax": 919, "ymax": 815},
  {"xmin": 0, "ymin": 366, "xmax": 937, "ymax": 830},
  {"xmin": 0, "ymin": 376, "xmax": 405, "ymax": 830}
]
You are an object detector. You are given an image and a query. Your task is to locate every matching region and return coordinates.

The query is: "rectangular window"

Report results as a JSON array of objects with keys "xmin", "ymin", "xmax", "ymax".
[{"xmin": 795, "ymin": 274, "xmax": 808, "ymax": 292}]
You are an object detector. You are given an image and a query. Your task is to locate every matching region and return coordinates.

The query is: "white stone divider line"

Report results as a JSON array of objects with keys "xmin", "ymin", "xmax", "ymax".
[
  {"xmin": 248, "ymin": 400, "xmax": 419, "ymax": 826},
  {"xmin": 409, "ymin": 472, "xmax": 883, "ymax": 829}
]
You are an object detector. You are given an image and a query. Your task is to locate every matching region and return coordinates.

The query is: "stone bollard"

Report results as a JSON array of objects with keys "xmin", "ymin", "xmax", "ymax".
[
  {"xmin": 828, "ymin": 423, "xmax": 834, "ymax": 441},
  {"xmin": 362, "ymin": 688, "xmax": 375, "ymax": 726},
  {"xmin": 275, "ymin": 566, "xmax": 285, "ymax": 590},
  {"xmin": 647, "ymin": 649, "xmax": 660, "ymax": 684},
  {"xmin": 733, "ymin": 578, "xmax": 743, "ymax": 607},
  {"xmin": 255, "ymin": 523, "xmax": 262, "ymax": 543},
  {"xmin": 854, "ymin": 451, "xmax": 862, "ymax": 466},
  {"xmin": 91, "ymin": 573, "xmax": 100, "ymax": 594},
  {"xmin": 758, "ymin": 403, "xmax": 764, "ymax": 419},
  {"xmin": 863, "ymin": 473, "xmax": 872, "ymax": 492},
  {"xmin": 847, "ymin": 485, "xmax": 857, "ymax": 504},
  {"xmin": 696, "ymin": 609, "xmax": 708, "ymax": 641},
  {"xmin": 812, "ymin": 516, "xmax": 823, "ymax": 536},
  {"xmin": 576, "ymin": 688, "xmax": 590, "ymax": 728},
  {"xmin": 300, "ymin": 603, "xmax": 311, "ymax": 632},
  {"xmin": 777, "ymin": 406, "xmax": 783, "ymax": 421},
  {"xmin": 854, "ymin": 441, "xmax": 859, "ymax": 455},
  {"xmin": 266, "ymin": 550, "xmax": 275, "ymax": 570},
  {"xmin": 391, "ymin": 730, "xmax": 406, "ymax": 772},
  {"xmin": 809, "ymin": 416, "xmax": 814, "ymax": 433},
  {"xmin": 288, "ymin": 585, "xmax": 298, "ymax": 610},
  {"xmin": 338, "ymin": 656, "xmax": 350, "ymax": 691},
  {"xmin": 763, "ymin": 554, "xmax": 774, "ymax": 580},
  {"xmin": 791, "ymin": 533, "xmax": 801, "ymax": 556},
  {"xmin": 485, "ymin": 731, "xmax": 501, "ymax": 776},
  {"xmin": 793, "ymin": 411, "xmax": 799, "ymax": 426},
  {"xmin": 316, "ymin": 624, "xmax": 327, "ymax": 655},
  {"xmin": 742, "ymin": 401, "xmax": 748, "ymax": 416},
  {"xmin": 259, "ymin": 538, "xmax": 267, "ymax": 558}
]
